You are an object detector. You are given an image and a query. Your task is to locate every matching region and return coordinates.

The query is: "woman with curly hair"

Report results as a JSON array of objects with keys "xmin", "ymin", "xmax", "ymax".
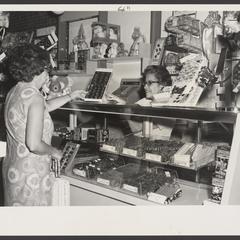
[
  {"xmin": 3, "ymin": 44, "xmax": 86, "ymax": 206},
  {"xmin": 107, "ymin": 64, "xmax": 172, "ymax": 104},
  {"xmin": 106, "ymin": 65, "xmax": 175, "ymax": 140}
]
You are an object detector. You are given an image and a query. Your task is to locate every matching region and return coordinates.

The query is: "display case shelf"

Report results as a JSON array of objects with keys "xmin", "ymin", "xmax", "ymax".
[
  {"xmin": 60, "ymin": 102, "xmax": 237, "ymax": 123},
  {"xmin": 99, "ymin": 146, "xmax": 211, "ymax": 171},
  {"xmin": 63, "ymin": 169, "xmax": 210, "ymax": 206}
]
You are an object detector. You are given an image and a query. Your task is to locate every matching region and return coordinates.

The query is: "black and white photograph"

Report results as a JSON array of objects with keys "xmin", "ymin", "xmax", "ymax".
[{"xmin": 0, "ymin": 5, "xmax": 240, "ymax": 236}]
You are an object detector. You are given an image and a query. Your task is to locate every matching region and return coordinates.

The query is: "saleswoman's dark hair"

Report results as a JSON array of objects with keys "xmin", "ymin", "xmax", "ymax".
[
  {"xmin": 7, "ymin": 44, "xmax": 50, "ymax": 83},
  {"xmin": 142, "ymin": 65, "xmax": 172, "ymax": 86}
]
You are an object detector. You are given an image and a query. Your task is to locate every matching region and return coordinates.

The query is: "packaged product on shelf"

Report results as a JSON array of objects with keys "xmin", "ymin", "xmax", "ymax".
[
  {"xmin": 174, "ymin": 143, "xmax": 216, "ymax": 169},
  {"xmin": 100, "ymin": 138, "xmax": 125, "ymax": 154},
  {"xmin": 107, "ymin": 163, "xmax": 146, "ymax": 191},
  {"xmin": 191, "ymin": 143, "xmax": 216, "ymax": 168},
  {"xmin": 147, "ymin": 167, "xmax": 182, "ymax": 204},
  {"xmin": 210, "ymin": 145, "xmax": 230, "ymax": 203},
  {"xmin": 123, "ymin": 135, "xmax": 144, "ymax": 158},
  {"xmin": 143, "ymin": 139, "xmax": 184, "ymax": 163},
  {"xmin": 173, "ymin": 143, "xmax": 196, "ymax": 167},
  {"xmin": 72, "ymin": 155, "xmax": 126, "ymax": 179}
]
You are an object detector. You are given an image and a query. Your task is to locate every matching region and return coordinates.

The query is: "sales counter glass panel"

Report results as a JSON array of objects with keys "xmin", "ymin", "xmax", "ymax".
[{"xmin": 50, "ymin": 104, "xmax": 236, "ymax": 205}]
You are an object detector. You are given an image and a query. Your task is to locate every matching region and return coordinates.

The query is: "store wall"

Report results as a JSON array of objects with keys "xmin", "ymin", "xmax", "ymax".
[
  {"xmin": 9, "ymin": 11, "xmax": 58, "ymax": 32},
  {"xmin": 108, "ymin": 11, "xmax": 151, "ymax": 52},
  {"xmin": 58, "ymin": 11, "xmax": 100, "ymax": 61},
  {"xmin": 59, "ymin": 11, "xmax": 98, "ymax": 22}
]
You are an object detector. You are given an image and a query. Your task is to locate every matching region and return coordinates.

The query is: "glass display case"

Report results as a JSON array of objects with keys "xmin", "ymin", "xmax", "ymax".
[{"xmin": 51, "ymin": 101, "xmax": 240, "ymax": 206}]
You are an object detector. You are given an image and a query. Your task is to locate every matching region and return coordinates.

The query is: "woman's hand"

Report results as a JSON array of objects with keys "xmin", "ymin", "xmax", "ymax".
[
  {"xmin": 51, "ymin": 148, "xmax": 63, "ymax": 161},
  {"xmin": 69, "ymin": 90, "xmax": 88, "ymax": 101},
  {"xmin": 106, "ymin": 93, "xmax": 126, "ymax": 104}
]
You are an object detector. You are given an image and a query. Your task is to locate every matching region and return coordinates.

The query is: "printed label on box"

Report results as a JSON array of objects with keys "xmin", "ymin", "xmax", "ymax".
[
  {"xmin": 97, "ymin": 177, "xmax": 110, "ymax": 186},
  {"xmin": 101, "ymin": 144, "xmax": 117, "ymax": 153},
  {"xmin": 122, "ymin": 148, "xmax": 137, "ymax": 157},
  {"xmin": 212, "ymin": 177, "xmax": 225, "ymax": 187},
  {"xmin": 147, "ymin": 192, "xmax": 167, "ymax": 204},
  {"xmin": 145, "ymin": 153, "xmax": 162, "ymax": 162},
  {"xmin": 165, "ymin": 171, "xmax": 171, "ymax": 177},
  {"xmin": 73, "ymin": 169, "xmax": 87, "ymax": 178},
  {"xmin": 123, "ymin": 184, "xmax": 138, "ymax": 193},
  {"xmin": 78, "ymin": 170, "xmax": 86, "ymax": 178}
]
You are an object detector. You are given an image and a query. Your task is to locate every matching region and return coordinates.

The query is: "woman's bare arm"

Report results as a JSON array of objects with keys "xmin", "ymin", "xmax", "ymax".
[
  {"xmin": 46, "ymin": 90, "xmax": 87, "ymax": 112},
  {"xmin": 25, "ymin": 94, "xmax": 62, "ymax": 160}
]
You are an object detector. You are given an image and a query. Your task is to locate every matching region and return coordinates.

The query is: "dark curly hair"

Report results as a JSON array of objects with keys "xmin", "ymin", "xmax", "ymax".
[
  {"xmin": 142, "ymin": 65, "xmax": 172, "ymax": 86},
  {"xmin": 7, "ymin": 44, "xmax": 50, "ymax": 83}
]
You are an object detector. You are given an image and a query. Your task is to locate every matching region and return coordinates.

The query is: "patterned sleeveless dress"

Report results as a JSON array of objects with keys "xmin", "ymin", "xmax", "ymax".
[{"xmin": 3, "ymin": 82, "xmax": 54, "ymax": 206}]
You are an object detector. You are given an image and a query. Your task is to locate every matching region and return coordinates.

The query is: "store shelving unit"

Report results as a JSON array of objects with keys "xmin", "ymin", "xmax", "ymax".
[{"xmin": 55, "ymin": 102, "xmax": 240, "ymax": 205}]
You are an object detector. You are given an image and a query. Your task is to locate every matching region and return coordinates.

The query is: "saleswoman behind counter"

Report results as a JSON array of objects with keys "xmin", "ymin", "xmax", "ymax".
[
  {"xmin": 74, "ymin": 65, "xmax": 177, "ymax": 141},
  {"xmin": 105, "ymin": 65, "xmax": 175, "ymax": 140}
]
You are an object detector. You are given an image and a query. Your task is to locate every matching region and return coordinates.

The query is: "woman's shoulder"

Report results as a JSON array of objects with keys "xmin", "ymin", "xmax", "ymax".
[{"xmin": 18, "ymin": 83, "xmax": 42, "ymax": 100}]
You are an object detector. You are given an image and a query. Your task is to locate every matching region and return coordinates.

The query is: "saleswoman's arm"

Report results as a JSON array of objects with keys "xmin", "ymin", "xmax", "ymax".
[
  {"xmin": 46, "ymin": 90, "xmax": 87, "ymax": 112},
  {"xmin": 26, "ymin": 94, "xmax": 62, "ymax": 160}
]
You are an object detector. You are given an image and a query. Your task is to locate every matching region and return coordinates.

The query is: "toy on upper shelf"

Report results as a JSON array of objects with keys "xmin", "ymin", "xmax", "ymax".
[
  {"xmin": 165, "ymin": 15, "xmax": 207, "ymax": 53},
  {"xmin": 72, "ymin": 23, "xmax": 89, "ymax": 51},
  {"xmin": 0, "ymin": 12, "xmax": 9, "ymax": 40},
  {"xmin": 117, "ymin": 42, "xmax": 128, "ymax": 57},
  {"xmin": 92, "ymin": 24, "xmax": 107, "ymax": 39},
  {"xmin": 222, "ymin": 11, "xmax": 240, "ymax": 51},
  {"xmin": 109, "ymin": 27, "xmax": 118, "ymax": 40},
  {"xmin": 92, "ymin": 42, "xmax": 108, "ymax": 59},
  {"xmin": 104, "ymin": 42, "xmax": 118, "ymax": 58},
  {"xmin": 129, "ymin": 27, "xmax": 146, "ymax": 56},
  {"xmin": 91, "ymin": 22, "xmax": 121, "ymax": 59},
  {"xmin": 204, "ymin": 11, "xmax": 221, "ymax": 28}
]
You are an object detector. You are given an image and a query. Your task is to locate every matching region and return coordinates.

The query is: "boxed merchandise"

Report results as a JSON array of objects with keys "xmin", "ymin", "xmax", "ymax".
[
  {"xmin": 72, "ymin": 155, "xmax": 126, "ymax": 179},
  {"xmin": 210, "ymin": 145, "xmax": 231, "ymax": 203}
]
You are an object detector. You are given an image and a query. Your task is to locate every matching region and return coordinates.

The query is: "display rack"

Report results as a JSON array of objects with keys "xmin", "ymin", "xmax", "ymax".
[{"xmin": 55, "ymin": 102, "xmax": 240, "ymax": 205}]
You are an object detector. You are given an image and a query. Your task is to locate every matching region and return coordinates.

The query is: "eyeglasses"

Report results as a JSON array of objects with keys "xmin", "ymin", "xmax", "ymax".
[{"xmin": 143, "ymin": 81, "xmax": 159, "ymax": 86}]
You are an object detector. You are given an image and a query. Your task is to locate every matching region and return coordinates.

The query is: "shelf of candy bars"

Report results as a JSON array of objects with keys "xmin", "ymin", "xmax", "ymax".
[
  {"xmin": 72, "ymin": 155, "xmax": 126, "ymax": 179},
  {"xmin": 101, "ymin": 135, "xmax": 216, "ymax": 170},
  {"xmin": 97, "ymin": 164, "xmax": 182, "ymax": 204},
  {"xmin": 210, "ymin": 145, "xmax": 230, "ymax": 204},
  {"xmin": 100, "ymin": 135, "xmax": 184, "ymax": 163},
  {"xmin": 71, "ymin": 153, "xmax": 182, "ymax": 204}
]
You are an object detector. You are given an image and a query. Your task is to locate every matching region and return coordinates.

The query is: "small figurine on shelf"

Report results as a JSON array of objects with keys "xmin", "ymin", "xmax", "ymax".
[
  {"xmin": 109, "ymin": 27, "xmax": 118, "ymax": 40},
  {"xmin": 117, "ymin": 42, "xmax": 128, "ymax": 57},
  {"xmin": 204, "ymin": 11, "xmax": 221, "ymax": 28},
  {"xmin": 99, "ymin": 43, "xmax": 108, "ymax": 58},
  {"xmin": 0, "ymin": 11, "xmax": 9, "ymax": 40},
  {"xmin": 129, "ymin": 27, "xmax": 146, "ymax": 56},
  {"xmin": 92, "ymin": 42, "xmax": 107, "ymax": 59},
  {"xmin": 92, "ymin": 24, "xmax": 106, "ymax": 38},
  {"xmin": 104, "ymin": 42, "xmax": 118, "ymax": 58},
  {"xmin": 72, "ymin": 23, "xmax": 88, "ymax": 51}
]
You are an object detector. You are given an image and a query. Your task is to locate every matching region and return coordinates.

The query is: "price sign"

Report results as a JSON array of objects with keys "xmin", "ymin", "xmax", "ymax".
[
  {"xmin": 147, "ymin": 192, "xmax": 167, "ymax": 204},
  {"xmin": 165, "ymin": 171, "xmax": 171, "ymax": 177},
  {"xmin": 123, "ymin": 184, "xmax": 138, "ymax": 193},
  {"xmin": 145, "ymin": 153, "xmax": 162, "ymax": 162},
  {"xmin": 73, "ymin": 169, "xmax": 86, "ymax": 178},
  {"xmin": 97, "ymin": 177, "xmax": 110, "ymax": 186},
  {"xmin": 122, "ymin": 148, "xmax": 137, "ymax": 157},
  {"xmin": 101, "ymin": 144, "xmax": 117, "ymax": 153}
]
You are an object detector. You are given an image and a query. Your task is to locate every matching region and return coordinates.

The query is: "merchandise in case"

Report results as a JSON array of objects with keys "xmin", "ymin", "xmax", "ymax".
[{"xmin": 53, "ymin": 102, "xmax": 240, "ymax": 206}]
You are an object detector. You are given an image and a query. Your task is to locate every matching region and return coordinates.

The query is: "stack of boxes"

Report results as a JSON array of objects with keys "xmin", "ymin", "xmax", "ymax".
[{"xmin": 211, "ymin": 145, "xmax": 231, "ymax": 203}]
